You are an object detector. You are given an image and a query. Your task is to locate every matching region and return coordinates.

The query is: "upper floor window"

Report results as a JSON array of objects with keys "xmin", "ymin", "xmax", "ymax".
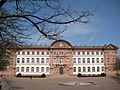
[
  {"xmin": 66, "ymin": 58, "xmax": 69, "ymax": 64},
  {"xmin": 101, "ymin": 52, "xmax": 103, "ymax": 55},
  {"xmin": 102, "ymin": 66, "xmax": 104, "ymax": 72},
  {"xmin": 41, "ymin": 67, "xmax": 44, "ymax": 72},
  {"xmin": 96, "ymin": 58, "xmax": 99, "ymax": 63},
  {"xmin": 88, "ymin": 67, "xmax": 90, "ymax": 72},
  {"xmin": 42, "ymin": 52, "xmax": 44, "ymax": 55},
  {"xmin": 112, "ymin": 58, "xmax": 115, "ymax": 64},
  {"xmin": 97, "ymin": 67, "xmax": 100, "ymax": 72},
  {"xmin": 82, "ymin": 52, "xmax": 85, "ymax": 55},
  {"xmin": 37, "ymin": 58, "xmax": 40, "ymax": 63},
  {"xmin": 92, "ymin": 58, "xmax": 95, "ymax": 63},
  {"xmin": 83, "ymin": 58, "xmax": 85, "ymax": 63},
  {"xmin": 17, "ymin": 52, "xmax": 20, "ymax": 55},
  {"xmin": 41, "ymin": 58, "xmax": 44, "ymax": 63},
  {"xmin": 92, "ymin": 52, "xmax": 94, "ymax": 55},
  {"xmin": 27, "ymin": 58, "xmax": 29, "ymax": 63},
  {"xmin": 27, "ymin": 51, "xmax": 30, "ymax": 55},
  {"xmin": 46, "ymin": 52, "xmax": 49, "ymax": 55},
  {"xmin": 101, "ymin": 58, "xmax": 104, "ymax": 63},
  {"xmin": 37, "ymin": 52, "xmax": 39, "ymax": 55},
  {"xmin": 96, "ymin": 52, "xmax": 99, "ymax": 55},
  {"xmin": 92, "ymin": 67, "xmax": 95, "ymax": 72},
  {"xmin": 16, "ymin": 67, "xmax": 19, "ymax": 72},
  {"xmin": 78, "ymin": 58, "xmax": 81, "ymax": 63},
  {"xmin": 46, "ymin": 58, "xmax": 49, "ymax": 64},
  {"xmin": 32, "ymin": 51, "xmax": 34, "ymax": 55},
  {"xmin": 17, "ymin": 58, "xmax": 20, "ymax": 63},
  {"xmin": 87, "ymin": 52, "xmax": 89, "ymax": 55},
  {"xmin": 22, "ymin": 51, "xmax": 25, "ymax": 55},
  {"xmin": 87, "ymin": 58, "xmax": 90, "ymax": 63},
  {"xmin": 22, "ymin": 58, "xmax": 25, "ymax": 63},
  {"xmin": 31, "ymin": 58, "xmax": 34, "ymax": 63},
  {"xmin": 73, "ymin": 58, "xmax": 76, "ymax": 63},
  {"xmin": 36, "ymin": 67, "xmax": 39, "ymax": 72},
  {"xmin": 53, "ymin": 58, "xmax": 56, "ymax": 64}
]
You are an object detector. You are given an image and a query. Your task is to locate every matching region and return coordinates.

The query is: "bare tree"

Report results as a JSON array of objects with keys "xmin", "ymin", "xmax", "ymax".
[{"xmin": 0, "ymin": 0, "xmax": 94, "ymax": 70}]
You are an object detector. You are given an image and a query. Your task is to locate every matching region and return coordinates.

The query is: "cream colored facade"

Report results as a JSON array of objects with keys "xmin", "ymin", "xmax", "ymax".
[{"xmin": 0, "ymin": 40, "xmax": 119, "ymax": 77}]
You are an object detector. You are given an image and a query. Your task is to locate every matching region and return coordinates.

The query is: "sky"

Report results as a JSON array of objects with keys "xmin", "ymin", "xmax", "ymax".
[
  {"xmin": 35, "ymin": 0, "xmax": 120, "ymax": 52},
  {"xmin": 4, "ymin": 0, "xmax": 120, "ymax": 54},
  {"xmin": 36, "ymin": 0, "xmax": 120, "ymax": 54}
]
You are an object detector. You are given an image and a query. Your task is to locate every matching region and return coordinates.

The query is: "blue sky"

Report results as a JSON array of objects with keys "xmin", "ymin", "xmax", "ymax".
[{"xmin": 35, "ymin": 0, "xmax": 120, "ymax": 54}]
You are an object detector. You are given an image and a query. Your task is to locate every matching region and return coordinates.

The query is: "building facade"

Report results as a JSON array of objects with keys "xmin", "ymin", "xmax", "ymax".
[{"xmin": 0, "ymin": 40, "xmax": 119, "ymax": 77}]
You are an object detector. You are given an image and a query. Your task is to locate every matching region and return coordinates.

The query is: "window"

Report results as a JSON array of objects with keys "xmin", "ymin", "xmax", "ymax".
[
  {"xmin": 66, "ymin": 58, "xmax": 69, "ymax": 64},
  {"xmin": 59, "ymin": 58, "xmax": 63, "ymax": 64},
  {"xmin": 96, "ymin": 52, "xmax": 99, "ymax": 55},
  {"xmin": 112, "ymin": 58, "xmax": 115, "ymax": 64},
  {"xmin": 101, "ymin": 52, "xmax": 103, "ymax": 55},
  {"xmin": 82, "ymin": 52, "xmax": 85, "ymax": 55},
  {"xmin": 26, "ymin": 67, "xmax": 29, "ymax": 72},
  {"xmin": 22, "ymin": 58, "xmax": 25, "ymax": 63},
  {"xmin": 31, "ymin": 58, "xmax": 34, "ymax": 63},
  {"xmin": 73, "ymin": 67, "xmax": 76, "ymax": 72},
  {"xmin": 32, "ymin": 51, "xmax": 34, "ymax": 55},
  {"xmin": 46, "ymin": 58, "xmax": 49, "ymax": 64},
  {"xmin": 102, "ymin": 67, "xmax": 104, "ymax": 72},
  {"xmin": 37, "ymin": 58, "xmax": 40, "ymax": 63},
  {"xmin": 97, "ymin": 67, "xmax": 100, "ymax": 72},
  {"xmin": 22, "ymin": 51, "xmax": 25, "ymax": 55},
  {"xmin": 41, "ymin": 67, "xmax": 44, "ymax": 72},
  {"xmin": 78, "ymin": 52, "xmax": 80, "ymax": 55},
  {"xmin": 88, "ymin": 67, "xmax": 90, "ymax": 72},
  {"xmin": 101, "ymin": 58, "xmax": 104, "ymax": 63},
  {"xmin": 27, "ymin": 58, "xmax": 29, "ymax": 63},
  {"xmin": 92, "ymin": 52, "xmax": 94, "ymax": 55},
  {"xmin": 73, "ymin": 58, "xmax": 76, "ymax": 63},
  {"xmin": 17, "ymin": 58, "xmax": 20, "ymax": 63},
  {"xmin": 31, "ymin": 67, "xmax": 34, "ymax": 72},
  {"xmin": 96, "ymin": 58, "xmax": 99, "ymax": 63},
  {"xmin": 21, "ymin": 67, "xmax": 24, "ymax": 72},
  {"xmin": 92, "ymin": 58, "xmax": 95, "ymax": 63},
  {"xmin": 66, "ymin": 51, "xmax": 69, "ymax": 55},
  {"xmin": 92, "ymin": 67, "xmax": 95, "ymax": 72},
  {"xmin": 83, "ymin": 67, "xmax": 86, "ymax": 72},
  {"xmin": 73, "ymin": 52, "xmax": 76, "ymax": 55},
  {"xmin": 16, "ymin": 67, "xmax": 19, "ymax": 72},
  {"xmin": 59, "ymin": 52, "xmax": 63, "ymax": 55},
  {"xmin": 87, "ymin": 52, "xmax": 89, "ymax": 55},
  {"xmin": 17, "ymin": 52, "xmax": 20, "ymax": 55},
  {"xmin": 87, "ymin": 58, "xmax": 90, "ymax": 63},
  {"xmin": 41, "ymin": 58, "xmax": 44, "ymax": 63},
  {"xmin": 27, "ymin": 51, "xmax": 30, "ymax": 55},
  {"xmin": 46, "ymin": 67, "xmax": 49, "ymax": 72},
  {"xmin": 53, "ymin": 58, "xmax": 56, "ymax": 64},
  {"xmin": 47, "ymin": 52, "xmax": 49, "ymax": 55},
  {"xmin": 37, "ymin": 52, "xmax": 39, "ymax": 55},
  {"xmin": 53, "ymin": 52, "xmax": 56, "ymax": 55},
  {"xmin": 36, "ymin": 67, "xmax": 39, "ymax": 72},
  {"xmin": 83, "ymin": 58, "xmax": 85, "ymax": 63},
  {"xmin": 42, "ymin": 52, "xmax": 44, "ymax": 55},
  {"xmin": 78, "ymin": 58, "xmax": 81, "ymax": 63},
  {"xmin": 78, "ymin": 67, "xmax": 81, "ymax": 72}
]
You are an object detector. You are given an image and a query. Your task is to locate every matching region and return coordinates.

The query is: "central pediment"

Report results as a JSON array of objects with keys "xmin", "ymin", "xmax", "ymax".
[{"xmin": 50, "ymin": 40, "xmax": 72, "ymax": 48}]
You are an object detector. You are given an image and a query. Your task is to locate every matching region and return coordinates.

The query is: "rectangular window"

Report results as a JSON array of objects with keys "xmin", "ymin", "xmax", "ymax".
[
  {"xmin": 27, "ymin": 51, "xmax": 30, "ymax": 55},
  {"xmin": 82, "ymin": 52, "xmax": 85, "ymax": 55},
  {"xmin": 16, "ymin": 67, "xmax": 19, "ymax": 72},
  {"xmin": 96, "ymin": 52, "xmax": 99, "ymax": 55},
  {"xmin": 17, "ymin": 58, "xmax": 20, "ymax": 63},
  {"xmin": 73, "ymin": 58, "xmax": 76, "ymax": 63},
  {"xmin": 22, "ymin": 58, "xmax": 25, "ymax": 63},
  {"xmin": 102, "ymin": 67, "xmax": 104, "ymax": 72},
  {"xmin": 37, "ymin": 58, "xmax": 39, "ymax": 63},
  {"xmin": 83, "ymin": 58, "xmax": 85, "ymax": 63},
  {"xmin": 87, "ymin": 52, "xmax": 89, "ymax": 55},
  {"xmin": 97, "ymin": 67, "xmax": 100, "ymax": 72},
  {"xmin": 42, "ymin": 52, "xmax": 44, "ymax": 55},
  {"xmin": 31, "ymin": 58, "xmax": 34, "ymax": 63},
  {"xmin": 83, "ymin": 67, "xmax": 86, "ymax": 72},
  {"xmin": 88, "ymin": 67, "xmax": 90, "ymax": 72},
  {"xmin": 92, "ymin": 67, "xmax": 95, "ymax": 72},
  {"xmin": 46, "ymin": 67, "xmax": 49, "ymax": 72},
  {"xmin": 41, "ymin": 58, "xmax": 44, "ymax": 63},
  {"xmin": 46, "ymin": 58, "xmax": 49, "ymax": 64},
  {"xmin": 78, "ymin": 58, "xmax": 81, "ymax": 63},
  {"xmin": 41, "ymin": 67, "xmax": 44, "ymax": 72},
  {"xmin": 78, "ymin": 67, "xmax": 81, "ymax": 72},
  {"xmin": 17, "ymin": 52, "xmax": 20, "ymax": 55},
  {"xmin": 36, "ymin": 67, "xmax": 39, "ymax": 72},
  {"xmin": 32, "ymin": 51, "xmax": 34, "ymax": 55},
  {"xmin": 37, "ymin": 52, "xmax": 39, "ymax": 55},
  {"xmin": 101, "ymin": 58, "xmax": 104, "ymax": 63},
  {"xmin": 31, "ymin": 67, "xmax": 34, "ymax": 72},
  {"xmin": 26, "ymin": 67, "xmax": 29, "ymax": 72},
  {"xmin": 92, "ymin": 58, "xmax": 95, "ymax": 63},
  {"xmin": 73, "ymin": 67, "xmax": 76, "ymax": 72},
  {"xmin": 101, "ymin": 52, "xmax": 103, "ymax": 55},
  {"xmin": 59, "ymin": 58, "xmax": 63, "ymax": 64},
  {"xmin": 21, "ymin": 67, "xmax": 24, "ymax": 72},
  {"xmin": 47, "ymin": 52, "xmax": 49, "ymax": 55},
  {"xmin": 87, "ymin": 58, "xmax": 90, "ymax": 63},
  {"xmin": 22, "ymin": 51, "xmax": 25, "ymax": 55},
  {"xmin": 27, "ymin": 58, "xmax": 29, "ymax": 63},
  {"xmin": 92, "ymin": 52, "xmax": 94, "ymax": 55},
  {"xmin": 96, "ymin": 58, "xmax": 99, "ymax": 63},
  {"xmin": 78, "ymin": 52, "xmax": 80, "ymax": 55}
]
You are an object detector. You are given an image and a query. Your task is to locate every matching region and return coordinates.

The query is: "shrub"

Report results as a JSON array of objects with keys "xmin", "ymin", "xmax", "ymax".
[
  {"xmin": 77, "ymin": 73, "xmax": 82, "ymax": 77},
  {"xmin": 16, "ymin": 73, "xmax": 22, "ymax": 77},
  {"xmin": 100, "ymin": 73, "xmax": 106, "ymax": 77},
  {"xmin": 40, "ymin": 73, "xmax": 46, "ymax": 78}
]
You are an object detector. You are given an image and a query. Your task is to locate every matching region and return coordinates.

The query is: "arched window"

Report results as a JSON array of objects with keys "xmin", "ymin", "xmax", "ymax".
[
  {"xmin": 21, "ymin": 67, "xmax": 24, "ymax": 72},
  {"xmin": 41, "ymin": 67, "xmax": 44, "ymax": 72},
  {"xmin": 88, "ymin": 67, "xmax": 90, "ymax": 72},
  {"xmin": 46, "ymin": 67, "xmax": 49, "ymax": 72},
  {"xmin": 16, "ymin": 67, "xmax": 19, "ymax": 72},
  {"xmin": 26, "ymin": 67, "xmax": 29, "ymax": 72},
  {"xmin": 78, "ymin": 67, "xmax": 81, "ymax": 72},
  {"xmin": 97, "ymin": 67, "xmax": 100, "ymax": 72},
  {"xmin": 31, "ymin": 67, "xmax": 34, "ymax": 72},
  {"xmin": 92, "ymin": 67, "xmax": 95, "ymax": 72},
  {"xmin": 36, "ymin": 67, "xmax": 39, "ymax": 72}
]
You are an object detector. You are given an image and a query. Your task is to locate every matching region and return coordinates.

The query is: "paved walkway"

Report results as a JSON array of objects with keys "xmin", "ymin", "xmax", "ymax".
[{"xmin": 4, "ymin": 77, "xmax": 120, "ymax": 90}]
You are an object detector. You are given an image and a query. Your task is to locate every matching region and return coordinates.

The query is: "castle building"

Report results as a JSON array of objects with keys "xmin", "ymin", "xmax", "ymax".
[{"xmin": 1, "ymin": 40, "xmax": 119, "ymax": 77}]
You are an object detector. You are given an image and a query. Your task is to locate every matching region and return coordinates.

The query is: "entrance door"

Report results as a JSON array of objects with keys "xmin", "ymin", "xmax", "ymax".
[{"xmin": 59, "ymin": 66, "xmax": 63, "ymax": 75}]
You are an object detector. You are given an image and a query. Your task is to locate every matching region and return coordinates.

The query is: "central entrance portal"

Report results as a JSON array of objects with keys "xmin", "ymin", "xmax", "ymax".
[{"xmin": 59, "ymin": 66, "xmax": 63, "ymax": 75}]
